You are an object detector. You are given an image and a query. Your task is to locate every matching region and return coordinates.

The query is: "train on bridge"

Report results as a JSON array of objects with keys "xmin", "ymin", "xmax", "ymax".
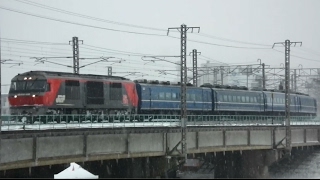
[{"xmin": 7, "ymin": 71, "xmax": 317, "ymax": 122}]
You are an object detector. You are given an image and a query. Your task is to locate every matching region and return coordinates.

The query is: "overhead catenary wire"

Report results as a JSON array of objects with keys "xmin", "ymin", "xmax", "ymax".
[
  {"xmin": 0, "ymin": 6, "xmax": 167, "ymax": 37},
  {"xmin": 15, "ymin": 0, "xmax": 167, "ymax": 32},
  {"xmin": 0, "ymin": 6, "xmax": 281, "ymax": 49},
  {"xmin": 3, "ymin": 37, "xmax": 320, "ymax": 68}
]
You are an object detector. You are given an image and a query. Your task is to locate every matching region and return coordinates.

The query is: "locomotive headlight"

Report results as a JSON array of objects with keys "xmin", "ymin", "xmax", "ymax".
[
  {"xmin": 14, "ymin": 95, "xmax": 17, "ymax": 98},
  {"xmin": 32, "ymin": 95, "xmax": 36, "ymax": 97}
]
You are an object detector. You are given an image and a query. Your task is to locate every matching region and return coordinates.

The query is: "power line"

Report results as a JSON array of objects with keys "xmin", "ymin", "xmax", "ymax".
[
  {"xmin": 1, "ymin": 38, "xmax": 68, "ymax": 45},
  {"xmin": 168, "ymin": 35, "xmax": 271, "ymax": 49},
  {"xmin": 298, "ymin": 47, "xmax": 320, "ymax": 57},
  {"xmin": 4, "ymin": 41, "xmax": 319, "ymax": 71},
  {"xmin": 14, "ymin": 0, "xmax": 285, "ymax": 50},
  {"xmin": 0, "ymin": 7, "xmax": 279, "ymax": 49},
  {"xmin": 2, "ymin": 51, "xmax": 177, "ymax": 70},
  {"xmin": 1, "ymin": 38, "xmax": 164, "ymax": 57},
  {"xmin": 16, "ymin": 0, "xmax": 280, "ymax": 49},
  {"xmin": 199, "ymin": 55, "xmax": 228, "ymax": 65},
  {"xmin": 15, "ymin": 0, "xmax": 167, "ymax": 32},
  {"xmin": 193, "ymin": 33, "xmax": 271, "ymax": 47},
  {"xmin": 0, "ymin": 6, "xmax": 167, "ymax": 37},
  {"xmin": 1, "ymin": 49, "xmax": 69, "ymax": 57},
  {"xmin": 1, "ymin": 44, "xmax": 106, "ymax": 56},
  {"xmin": 272, "ymin": 48, "xmax": 320, "ymax": 62},
  {"xmin": 3, "ymin": 38, "xmax": 320, "ymax": 69},
  {"xmin": 83, "ymin": 44, "xmax": 158, "ymax": 57}
]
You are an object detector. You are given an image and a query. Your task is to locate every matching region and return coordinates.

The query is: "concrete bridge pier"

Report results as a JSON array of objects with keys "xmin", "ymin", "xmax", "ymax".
[
  {"xmin": 83, "ymin": 156, "xmax": 175, "ymax": 178},
  {"xmin": 107, "ymin": 159, "xmax": 121, "ymax": 178},
  {"xmin": 142, "ymin": 157, "xmax": 150, "ymax": 178},
  {"xmin": 214, "ymin": 152, "xmax": 226, "ymax": 178},
  {"xmin": 149, "ymin": 156, "xmax": 168, "ymax": 178},
  {"xmin": 129, "ymin": 158, "xmax": 143, "ymax": 178},
  {"xmin": 212, "ymin": 151, "xmax": 242, "ymax": 178},
  {"xmin": 240, "ymin": 150, "xmax": 268, "ymax": 178},
  {"xmin": 225, "ymin": 151, "xmax": 235, "ymax": 178},
  {"xmin": 240, "ymin": 149, "xmax": 279, "ymax": 178},
  {"xmin": 112, "ymin": 158, "xmax": 129, "ymax": 178}
]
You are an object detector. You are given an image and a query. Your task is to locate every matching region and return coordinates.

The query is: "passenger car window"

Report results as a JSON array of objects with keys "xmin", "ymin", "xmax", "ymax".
[
  {"xmin": 172, "ymin": 93, "xmax": 177, "ymax": 100},
  {"xmin": 166, "ymin": 92, "xmax": 171, "ymax": 100},
  {"xmin": 159, "ymin": 92, "xmax": 165, "ymax": 100}
]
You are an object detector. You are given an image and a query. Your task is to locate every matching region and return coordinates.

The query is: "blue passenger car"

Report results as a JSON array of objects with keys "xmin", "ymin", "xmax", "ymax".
[
  {"xmin": 135, "ymin": 80, "xmax": 317, "ymax": 117},
  {"xmin": 263, "ymin": 91, "xmax": 286, "ymax": 115},
  {"xmin": 263, "ymin": 91, "xmax": 316, "ymax": 116},
  {"xmin": 213, "ymin": 89, "xmax": 264, "ymax": 115},
  {"xmin": 298, "ymin": 94, "xmax": 317, "ymax": 116},
  {"xmin": 135, "ymin": 81, "xmax": 213, "ymax": 114}
]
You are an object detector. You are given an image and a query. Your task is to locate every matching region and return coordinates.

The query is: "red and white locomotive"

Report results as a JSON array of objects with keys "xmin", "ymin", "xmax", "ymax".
[{"xmin": 8, "ymin": 71, "xmax": 138, "ymax": 116}]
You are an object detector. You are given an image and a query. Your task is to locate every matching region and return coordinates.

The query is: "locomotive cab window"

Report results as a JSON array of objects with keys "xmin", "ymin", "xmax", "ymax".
[
  {"xmin": 10, "ymin": 79, "xmax": 47, "ymax": 92},
  {"xmin": 46, "ymin": 83, "xmax": 51, "ymax": 92},
  {"xmin": 10, "ymin": 82, "xmax": 16, "ymax": 90}
]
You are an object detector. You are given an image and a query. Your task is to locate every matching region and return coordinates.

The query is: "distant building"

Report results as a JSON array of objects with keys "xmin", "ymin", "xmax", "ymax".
[
  {"xmin": 174, "ymin": 60, "xmax": 265, "ymax": 89},
  {"xmin": 198, "ymin": 61, "xmax": 229, "ymax": 87},
  {"xmin": 198, "ymin": 62, "xmax": 264, "ymax": 89},
  {"xmin": 1, "ymin": 94, "xmax": 10, "ymax": 115}
]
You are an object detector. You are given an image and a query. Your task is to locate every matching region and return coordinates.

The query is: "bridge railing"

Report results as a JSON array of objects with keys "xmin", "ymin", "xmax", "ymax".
[{"xmin": 0, "ymin": 114, "xmax": 319, "ymax": 131}]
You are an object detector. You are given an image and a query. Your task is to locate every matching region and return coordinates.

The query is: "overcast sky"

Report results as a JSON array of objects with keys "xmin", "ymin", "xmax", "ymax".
[{"xmin": 1, "ymin": 0, "xmax": 320, "ymax": 93}]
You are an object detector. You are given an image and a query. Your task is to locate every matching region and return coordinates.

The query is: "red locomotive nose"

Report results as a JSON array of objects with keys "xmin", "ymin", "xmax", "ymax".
[{"xmin": 9, "ymin": 95, "xmax": 44, "ymax": 106}]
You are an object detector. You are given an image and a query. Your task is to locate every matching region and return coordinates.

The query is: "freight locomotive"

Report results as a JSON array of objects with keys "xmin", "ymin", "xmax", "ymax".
[
  {"xmin": 8, "ymin": 71, "xmax": 138, "ymax": 116},
  {"xmin": 8, "ymin": 71, "xmax": 317, "ymax": 122}
]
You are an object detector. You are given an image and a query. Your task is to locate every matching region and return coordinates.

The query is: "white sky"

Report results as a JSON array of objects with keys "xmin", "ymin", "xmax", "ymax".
[{"xmin": 1, "ymin": 0, "xmax": 320, "ymax": 93}]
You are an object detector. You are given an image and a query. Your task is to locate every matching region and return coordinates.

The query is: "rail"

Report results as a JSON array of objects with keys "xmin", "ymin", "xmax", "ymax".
[{"xmin": 0, "ymin": 114, "xmax": 319, "ymax": 131}]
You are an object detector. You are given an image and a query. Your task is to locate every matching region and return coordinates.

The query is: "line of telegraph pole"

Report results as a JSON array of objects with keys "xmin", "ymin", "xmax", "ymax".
[
  {"xmin": 168, "ymin": 24, "xmax": 200, "ymax": 161},
  {"xmin": 69, "ymin": 37, "xmax": 83, "ymax": 74},
  {"xmin": 262, "ymin": 63, "xmax": 265, "ymax": 89},
  {"xmin": 190, "ymin": 49, "xmax": 201, "ymax": 87},
  {"xmin": 272, "ymin": 39, "xmax": 302, "ymax": 155}
]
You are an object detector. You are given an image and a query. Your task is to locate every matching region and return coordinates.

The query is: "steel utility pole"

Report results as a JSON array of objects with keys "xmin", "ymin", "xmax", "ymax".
[
  {"xmin": 262, "ymin": 63, "xmax": 266, "ymax": 89},
  {"xmin": 69, "ymin": 37, "xmax": 83, "ymax": 74},
  {"xmin": 291, "ymin": 74, "xmax": 294, "ymax": 90},
  {"xmin": 189, "ymin": 49, "xmax": 201, "ymax": 87},
  {"xmin": 273, "ymin": 39, "xmax": 302, "ymax": 155},
  {"xmin": 0, "ymin": 31, "xmax": 1, "ymax": 96},
  {"xmin": 214, "ymin": 68, "xmax": 218, "ymax": 84},
  {"xmin": 168, "ymin": 24, "xmax": 200, "ymax": 161},
  {"xmin": 257, "ymin": 59, "xmax": 266, "ymax": 89},
  {"xmin": 220, "ymin": 66, "xmax": 224, "ymax": 85},
  {"xmin": 294, "ymin": 69, "xmax": 297, "ymax": 92}
]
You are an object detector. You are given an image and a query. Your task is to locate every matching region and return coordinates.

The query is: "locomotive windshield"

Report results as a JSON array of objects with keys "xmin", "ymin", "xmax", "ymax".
[{"xmin": 10, "ymin": 79, "xmax": 48, "ymax": 92}]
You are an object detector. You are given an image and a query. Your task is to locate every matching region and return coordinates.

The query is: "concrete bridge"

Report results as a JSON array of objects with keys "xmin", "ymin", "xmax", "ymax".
[{"xmin": 1, "ymin": 121, "xmax": 320, "ymax": 178}]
